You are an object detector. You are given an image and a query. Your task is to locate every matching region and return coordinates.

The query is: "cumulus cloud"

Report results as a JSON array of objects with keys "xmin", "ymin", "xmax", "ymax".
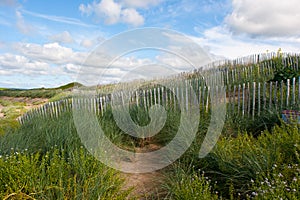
[
  {"xmin": 79, "ymin": 0, "xmax": 144, "ymax": 26},
  {"xmin": 0, "ymin": 53, "xmax": 50, "ymax": 75},
  {"xmin": 121, "ymin": 0, "xmax": 163, "ymax": 8},
  {"xmin": 226, "ymin": 0, "xmax": 300, "ymax": 37},
  {"xmin": 97, "ymin": 0, "xmax": 122, "ymax": 24},
  {"xmin": 12, "ymin": 42, "xmax": 85, "ymax": 65},
  {"xmin": 49, "ymin": 31, "xmax": 74, "ymax": 44},
  {"xmin": 191, "ymin": 26, "xmax": 300, "ymax": 59},
  {"xmin": 121, "ymin": 8, "xmax": 144, "ymax": 26}
]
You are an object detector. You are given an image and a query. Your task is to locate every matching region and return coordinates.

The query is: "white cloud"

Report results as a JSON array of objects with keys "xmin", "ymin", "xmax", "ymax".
[
  {"xmin": 121, "ymin": 8, "xmax": 144, "ymax": 26},
  {"xmin": 97, "ymin": 0, "xmax": 121, "ymax": 24},
  {"xmin": 191, "ymin": 26, "xmax": 300, "ymax": 59},
  {"xmin": 49, "ymin": 31, "xmax": 75, "ymax": 44},
  {"xmin": 80, "ymin": 39, "xmax": 94, "ymax": 48},
  {"xmin": 79, "ymin": 0, "xmax": 144, "ymax": 26},
  {"xmin": 226, "ymin": 0, "xmax": 300, "ymax": 37},
  {"xmin": 21, "ymin": 9, "xmax": 95, "ymax": 27},
  {"xmin": 16, "ymin": 10, "xmax": 35, "ymax": 34},
  {"xmin": 0, "ymin": 53, "xmax": 50, "ymax": 75},
  {"xmin": 79, "ymin": 3, "xmax": 94, "ymax": 16},
  {"xmin": 121, "ymin": 0, "xmax": 163, "ymax": 8},
  {"xmin": 12, "ymin": 42, "xmax": 85, "ymax": 65}
]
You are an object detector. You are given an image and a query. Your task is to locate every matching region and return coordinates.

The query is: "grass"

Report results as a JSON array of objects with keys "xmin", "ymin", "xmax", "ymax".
[
  {"xmin": 0, "ymin": 148, "xmax": 131, "ymax": 199},
  {"xmin": 0, "ymin": 110, "xmax": 134, "ymax": 199},
  {"xmin": 165, "ymin": 122, "xmax": 300, "ymax": 199}
]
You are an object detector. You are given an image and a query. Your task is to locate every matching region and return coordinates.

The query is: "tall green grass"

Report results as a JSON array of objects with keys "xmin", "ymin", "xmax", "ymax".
[
  {"xmin": 0, "ymin": 148, "xmax": 131, "ymax": 199},
  {"xmin": 0, "ymin": 110, "xmax": 134, "ymax": 199},
  {"xmin": 165, "ymin": 122, "xmax": 300, "ymax": 199}
]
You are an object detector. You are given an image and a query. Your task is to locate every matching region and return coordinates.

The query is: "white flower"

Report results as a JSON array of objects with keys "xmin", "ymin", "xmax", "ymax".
[{"xmin": 251, "ymin": 191, "xmax": 258, "ymax": 196}]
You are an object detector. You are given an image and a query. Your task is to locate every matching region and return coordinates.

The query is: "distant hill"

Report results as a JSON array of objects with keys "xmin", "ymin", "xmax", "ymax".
[
  {"xmin": 54, "ymin": 82, "xmax": 83, "ymax": 90},
  {"xmin": 0, "ymin": 82, "xmax": 84, "ymax": 98}
]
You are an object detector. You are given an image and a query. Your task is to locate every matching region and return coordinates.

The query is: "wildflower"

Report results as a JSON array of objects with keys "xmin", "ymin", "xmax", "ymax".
[
  {"xmin": 292, "ymin": 177, "xmax": 297, "ymax": 182},
  {"xmin": 278, "ymin": 173, "xmax": 283, "ymax": 177},
  {"xmin": 251, "ymin": 191, "xmax": 258, "ymax": 196},
  {"xmin": 251, "ymin": 179, "xmax": 254, "ymax": 183},
  {"xmin": 292, "ymin": 189, "xmax": 296, "ymax": 192}
]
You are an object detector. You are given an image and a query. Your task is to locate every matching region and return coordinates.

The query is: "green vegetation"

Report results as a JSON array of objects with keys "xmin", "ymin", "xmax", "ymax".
[
  {"xmin": 0, "ymin": 148, "xmax": 131, "ymax": 199},
  {"xmin": 0, "ymin": 111, "xmax": 133, "ymax": 199},
  {"xmin": 0, "ymin": 82, "xmax": 82, "ymax": 99},
  {"xmin": 0, "ymin": 53, "xmax": 299, "ymax": 199},
  {"xmin": 164, "ymin": 122, "xmax": 299, "ymax": 199}
]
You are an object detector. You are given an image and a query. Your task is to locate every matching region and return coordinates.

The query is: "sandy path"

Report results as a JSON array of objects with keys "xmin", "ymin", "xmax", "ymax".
[
  {"xmin": 0, "ymin": 104, "xmax": 4, "ymax": 118},
  {"xmin": 119, "ymin": 144, "xmax": 167, "ymax": 199}
]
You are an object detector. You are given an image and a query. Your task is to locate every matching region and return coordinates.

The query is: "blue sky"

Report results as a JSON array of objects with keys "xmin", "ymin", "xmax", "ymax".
[{"xmin": 1, "ymin": 0, "xmax": 300, "ymax": 88}]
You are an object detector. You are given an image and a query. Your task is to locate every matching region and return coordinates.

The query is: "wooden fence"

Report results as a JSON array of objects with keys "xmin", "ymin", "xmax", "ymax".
[{"xmin": 18, "ymin": 76, "xmax": 300, "ymax": 124}]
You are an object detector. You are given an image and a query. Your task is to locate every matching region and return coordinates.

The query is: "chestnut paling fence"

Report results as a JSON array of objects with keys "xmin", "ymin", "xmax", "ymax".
[
  {"xmin": 18, "ymin": 53, "xmax": 300, "ymax": 124},
  {"xmin": 18, "ymin": 76, "xmax": 300, "ymax": 125}
]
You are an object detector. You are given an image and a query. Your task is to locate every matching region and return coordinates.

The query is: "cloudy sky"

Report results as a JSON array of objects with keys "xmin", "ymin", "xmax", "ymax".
[{"xmin": 1, "ymin": 0, "xmax": 300, "ymax": 88}]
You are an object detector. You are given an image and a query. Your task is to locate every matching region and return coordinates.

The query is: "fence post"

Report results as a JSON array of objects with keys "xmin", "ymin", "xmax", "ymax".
[
  {"xmin": 154, "ymin": 88, "xmax": 157, "ymax": 105},
  {"xmin": 157, "ymin": 87, "xmax": 161, "ymax": 105},
  {"xmin": 162, "ymin": 87, "xmax": 166, "ymax": 106},
  {"xmin": 252, "ymin": 82, "xmax": 256, "ymax": 119},
  {"xmin": 269, "ymin": 82, "xmax": 273, "ymax": 110},
  {"xmin": 258, "ymin": 82, "xmax": 261, "ymax": 116},
  {"xmin": 263, "ymin": 82, "xmax": 267, "ymax": 110},
  {"xmin": 143, "ymin": 90, "xmax": 147, "ymax": 110},
  {"xmin": 176, "ymin": 87, "xmax": 179, "ymax": 110},
  {"xmin": 286, "ymin": 79, "xmax": 290, "ymax": 107},
  {"xmin": 238, "ymin": 84, "xmax": 241, "ymax": 115},
  {"xmin": 185, "ymin": 80, "xmax": 189, "ymax": 111},
  {"xmin": 206, "ymin": 86, "xmax": 210, "ymax": 113},
  {"xmin": 242, "ymin": 83, "xmax": 245, "ymax": 116},
  {"xmin": 99, "ymin": 96, "xmax": 103, "ymax": 116},
  {"xmin": 247, "ymin": 82, "xmax": 251, "ymax": 117},
  {"xmin": 136, "ymin": 90, "xmax": 139, "ymax": 107},
  {"xmin": 292, "ymin": 77, "xmax": 296, "ymax": 105},
  {"xmin": 298, "ymin": 77, "xmax": 300, "ymax": 106},
  {"xmin": 150, "ymin": 89, "xmax": 153, "ymax": 107}
]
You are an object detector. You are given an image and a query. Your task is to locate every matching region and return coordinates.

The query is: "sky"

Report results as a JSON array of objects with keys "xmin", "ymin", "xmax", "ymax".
[{"xmin": 1, "ymin": 0, "xmax": 300, "ymax": 88}]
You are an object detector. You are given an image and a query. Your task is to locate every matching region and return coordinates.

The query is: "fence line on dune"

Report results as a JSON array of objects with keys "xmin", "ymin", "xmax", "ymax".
[{"xmin": 18, "ymin": 75, "xmax": 300, "ymax": 125}]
